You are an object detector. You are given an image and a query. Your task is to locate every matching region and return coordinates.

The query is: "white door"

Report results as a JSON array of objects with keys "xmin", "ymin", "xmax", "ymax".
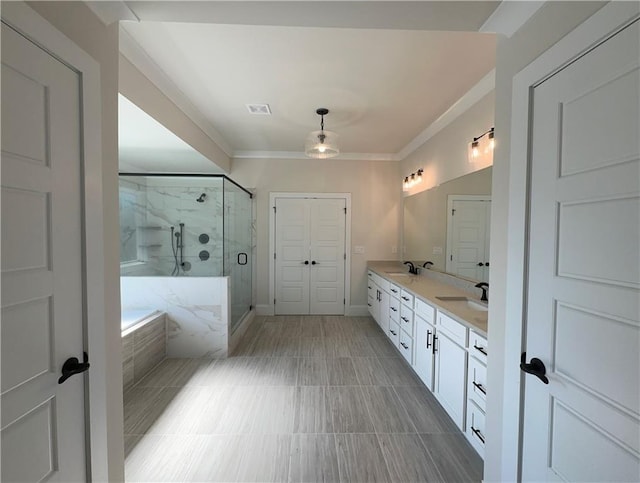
[
  {"xmin": 275, "ymin": 197, "xmax": 346, "ymax": 315},
  {"xmin": 414, "ymin": 315, "xmax": 435, "ymax": 389},
  {"xmin": 1, "ymin": 22, "xmax": 88, "ymax": 482},
  {"xmin": 309, "ymin": 198, "xmax": 346, "ymax": 314},
  {"xmin": 275, "ymin": 198, "xmax": 311, "ymax": 314},
  {"xmin": 446, "ymin": 197, "xmax": 491, "ymax": 282},
  {"xmin": 521, "ymin": 18, "xmax": 639, "ymax": 482}
]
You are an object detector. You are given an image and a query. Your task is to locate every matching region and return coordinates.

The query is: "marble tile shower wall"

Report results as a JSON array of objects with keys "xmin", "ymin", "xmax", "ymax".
[{"xmin": 120, "ymin": 179, "xmax": 225, "ymax": 277}]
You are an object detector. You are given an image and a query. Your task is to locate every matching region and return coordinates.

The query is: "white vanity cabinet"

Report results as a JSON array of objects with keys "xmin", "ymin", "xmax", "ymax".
[
  {"xmin": 414, "ymin": 299, "xmax": 436, "ymax": 389},
  {"xmin": 433, "ymin": 312, "xmax": 468, "ymax": 431},
  {"xmin": 367, "ymin": 271, "xmax": 389, "ymax": 333},
  {"xmin": 466, "ymin": 332, "xmax": 488, "ymax": 456}
]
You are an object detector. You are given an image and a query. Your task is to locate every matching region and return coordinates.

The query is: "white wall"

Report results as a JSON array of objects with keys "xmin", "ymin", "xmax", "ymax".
[
  {"xmin": 230, "ymin": 158, "xmax": 402, "ymax": 313},
  {"xmin": 119, "ymin": 55, "xmax": 232, "ymax": 173},
  {"xmin": 26, "ymin": 2, "xmax": 124, "ymax": 481},
  {"xmin": 401, "ymin": 90, "xmax": 495, "ymax": 196},
  {"xmin": 486, "ymin": 2, "xmax": 607, "ymax": 481}
]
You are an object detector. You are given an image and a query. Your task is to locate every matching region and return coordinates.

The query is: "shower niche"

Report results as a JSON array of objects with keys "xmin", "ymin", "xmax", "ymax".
[{"xmin": 119, "ymin": 174, "xmax": 253, "ymax": 357}]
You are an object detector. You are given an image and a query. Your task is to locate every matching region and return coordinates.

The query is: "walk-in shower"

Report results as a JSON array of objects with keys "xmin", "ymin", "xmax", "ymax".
[{"xmin": 119, "ymin": 174, "xmax": 253, "ymax": 356}]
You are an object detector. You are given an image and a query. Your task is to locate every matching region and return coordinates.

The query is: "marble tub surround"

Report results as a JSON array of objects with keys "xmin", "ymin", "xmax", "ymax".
[
  {"xmin": 121, "ymin": 276, "xmax": 230, "ymax": 358},
  {"xmin": 368, "ymin": 261, "xmax": 488, "ymax": 335},
  {"xmin": 122, "ymin": 312, "xmax": 167, "ymax": 392}
]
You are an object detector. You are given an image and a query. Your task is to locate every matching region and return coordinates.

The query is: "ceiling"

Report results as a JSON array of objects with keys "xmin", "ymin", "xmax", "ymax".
[{"xmin": 117, "ymin": 1, "xmax": 498, "ymax": 165}]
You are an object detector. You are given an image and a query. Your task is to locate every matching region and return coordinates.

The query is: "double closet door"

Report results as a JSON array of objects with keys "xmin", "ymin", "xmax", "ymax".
[{"xmin": 275, "ymin": 197, "xmax": 346, "ymax": 315}]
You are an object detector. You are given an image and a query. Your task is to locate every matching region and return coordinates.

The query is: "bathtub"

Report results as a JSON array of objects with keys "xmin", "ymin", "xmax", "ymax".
[{"xmin": 121, "ymin": 309, "xmax": 167, "ymax": 391}]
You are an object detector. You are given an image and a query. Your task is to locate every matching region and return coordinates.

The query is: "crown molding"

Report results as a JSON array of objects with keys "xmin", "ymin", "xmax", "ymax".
[
  {"xmin": 396, "ymin": 69, "xmax": 495, "ymax": 161},
  {"xmin": 480, "ymin": 0, "xmax": 545, "ymax": 37},
  {"xmin": 233, "ymin": 150, "xmax": 399, "ymax": 161},
  {"xmin": 84, "ymin": 1, "xmax": 138, "ymax": 25},
  {"xmin": 119, "ymin": 26, "xmax": 234, "ymax": 157}
]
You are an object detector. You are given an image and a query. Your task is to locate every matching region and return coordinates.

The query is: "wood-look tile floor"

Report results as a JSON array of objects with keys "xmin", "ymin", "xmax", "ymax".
[{"xmin": 124, "ymin": 316, "xmax": 483, "ymax": 482}]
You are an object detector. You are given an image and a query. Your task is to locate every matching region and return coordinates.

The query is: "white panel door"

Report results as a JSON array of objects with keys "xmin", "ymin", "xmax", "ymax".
[
  {"xmin": 447, "ymin": 198, "xmax": 491, "ymax": 282},
  {"xmin": 521, "ymin": 19, "xmax": 639, "ymax": 482},
  {"xmin": 275, "ymin": 198, "xmax": 311, "ymax": 314},
  {"xmin": 275, "ymin": 197, "xmax": 346, "ymax": 315},
  {"xmin": 309, "ymin": 198, "xmax": 346, "ymax": 314},
  {"xmin": 1, "ymin": 23, "xmax": 87, "ymax": 482}
]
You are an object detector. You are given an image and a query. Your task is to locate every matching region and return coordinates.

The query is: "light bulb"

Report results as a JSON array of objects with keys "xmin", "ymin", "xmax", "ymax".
[
  {"xmin": 403, "ymin": 177, "xmax": 410, "ymax": 190},
  {"xmin": 318, "ymin": 144, "xmax": 326, "ymax": 153},
  {"xmin": 416, "ymin": 170, "xmax": 423, "ymax": 183},
  {"xmin": 471, "ymin": 141, "xmax": 479, "ymax": 158},
  {"xmin": 488, "ymin": 131, "xmax": 495, "ymax": 150}
]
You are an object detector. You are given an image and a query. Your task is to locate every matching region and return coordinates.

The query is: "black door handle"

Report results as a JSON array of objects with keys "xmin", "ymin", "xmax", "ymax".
[
  {"xmin": 426, "ymin": 330, "xmax": 432, "ymax": 349},
  {"xmin": 59, "ymin": 352, "xmax": 90, "ymax": 384},
  {"xmin": 238, "ymin": 252, "xmax": 248, "ymax": 265},
  {"xmin": 311, "ymin": 260, "xmax": 317, "ymax": 265},
  {"xmin": 477, "ymin": 262, "xmax": 484, "ymax": 266},
  {"xmin": 304, "ymin": 260, "xmax": 309, "ymax": 265},
  {"xmin": 520, "ymin": 352, "xmax": 549, "ymax": 384},
  {"xmin": 485, "ymin": 262, "xmax": 490, "ymax": 267}
]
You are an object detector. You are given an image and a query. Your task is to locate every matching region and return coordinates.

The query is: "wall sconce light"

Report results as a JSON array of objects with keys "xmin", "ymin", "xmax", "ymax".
[
  {"xmin": 469, "ymin": 127, "xmax": 495, "ymax": 162},
  {"xmin": 403, "ymin": 168, "xmax": 423, "ymax": 191}
]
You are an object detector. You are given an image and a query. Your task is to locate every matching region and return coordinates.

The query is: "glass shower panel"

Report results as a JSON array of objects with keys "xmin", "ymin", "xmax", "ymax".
[{"xmin": 223, "ymin": 179, "xmax": 252, "ymax": 332}]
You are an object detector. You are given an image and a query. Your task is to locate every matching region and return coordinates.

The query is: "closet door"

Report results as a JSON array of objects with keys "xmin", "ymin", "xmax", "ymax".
[
  {"xmin": 275, "ymin": 197, "xmax": 346, "ymax": 315},
  {"xmin": 309, "ymin": 199, "xmax": 346, "ymax": 314},
  {"xmin": 274, "ymin": 198, "xmax": 311, "ymax": 314}
]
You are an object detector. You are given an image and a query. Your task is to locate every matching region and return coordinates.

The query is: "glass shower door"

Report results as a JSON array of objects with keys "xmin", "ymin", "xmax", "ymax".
[{"xmin": 223, "ymin": 180, "xmax": 252, "ymax": 333}]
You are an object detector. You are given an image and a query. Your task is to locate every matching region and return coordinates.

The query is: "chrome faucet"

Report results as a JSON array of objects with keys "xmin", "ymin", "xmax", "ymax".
[
  {"xmin": 422, "ymin": 261, "xmax": 434, "ymax": 268},
  {"xmin": 475, "ymin": 282, "xmax": 489, "ymax": 302},
  {"xmin": 404, "ymin": 261, "xmax": 419, "ymax": 275}
]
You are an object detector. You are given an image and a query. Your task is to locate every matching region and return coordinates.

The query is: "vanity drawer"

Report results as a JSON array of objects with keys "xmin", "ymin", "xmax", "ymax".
[
  {"xmin": 389, "ymin": 296, "xmax": 400, "ymax": 322},
  {"xmin": 470, "ymin": 332, "xmax": 488, "ymax": 364},
  {"xmin": 399, "ymin": 304, "xmax": 414, "ymax": 335},
  {"xmin": 388, "ymin": 320, "xmax": 400, "ymax": 346},
  {"xmin": 400, "ymin": 289, "xmax": 414, "ymax": 308},
  {"xmin": 437, "ymin": 312, "xmax": 468, "ymax": 347},
  {"xmin": 466, "ymin": 399, "xmax": 486, "ymax": 458},
  {"xmin": 399, "ymin": 329, "xmax": 413, "ymax": 365},
  {"xmin": 468, "ymin": 356, "xmax": 487, "ymax": 409},
  {"xmin": 389, "ymin": 283, "xmax": 401, "ymax": 299},
  {"xmin": 415, "ymin": 298, "xmax": 435, "ymax": 324}
]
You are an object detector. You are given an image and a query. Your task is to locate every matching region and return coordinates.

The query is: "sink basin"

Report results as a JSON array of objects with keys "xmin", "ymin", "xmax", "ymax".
[
  {"xmin": 386, "ymin": 272, "xmax": 410, "ymax": 276},
  {"xmin": 436, "ymin": 296, "xmax": 488, "ymax": 312}
]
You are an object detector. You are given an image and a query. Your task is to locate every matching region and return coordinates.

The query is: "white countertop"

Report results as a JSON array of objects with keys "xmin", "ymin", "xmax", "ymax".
[{"xmin": 367, "ymin": 261, "xmax": 488, "ymax": 336}]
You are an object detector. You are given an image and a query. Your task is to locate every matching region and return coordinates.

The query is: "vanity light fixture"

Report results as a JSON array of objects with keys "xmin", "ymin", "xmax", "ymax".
[
  {"xmin": 469, "ymin": 127, "xmax": 495, "ymax": 161},
  {"xmin": 402, "ymin": 168, "xmax": 424, "ymax": 191},
  {"xmin": 305, "ymin": 108, "xmax": 339, "ymax": 159}
]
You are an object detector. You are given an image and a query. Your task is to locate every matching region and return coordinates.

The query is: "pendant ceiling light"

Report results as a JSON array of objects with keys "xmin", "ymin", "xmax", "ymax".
[{"xmin": 305, "ymin": 108, "xmax": 339, "ymax": 159}]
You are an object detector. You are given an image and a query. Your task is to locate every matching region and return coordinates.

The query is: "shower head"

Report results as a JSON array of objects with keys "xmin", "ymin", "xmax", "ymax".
[{"xmin": 196, "ymin": 193, "xmax": 207, "ymax": 203}]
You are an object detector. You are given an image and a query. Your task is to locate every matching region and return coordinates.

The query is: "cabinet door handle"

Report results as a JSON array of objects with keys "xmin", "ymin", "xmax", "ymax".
[
  {"xmin": 472, "ymin": 381, "xmax": 487, "ymax": 395},
  {"xmin": 400, "ymin": 342, "xmax": 409, "ymax": 349},
  {"xmin": 426, "ymin": 330, "xmax": 432, "ymax": 349},
  {"xmin": 401, "ymin": 316, "xmax": 409, "ymax": 322},
  {"xmin": 432, "ymin": 334, "xmax": 438, "ymax": 354},
  {"xmin": 368, "ymin": 285, "xmax": 372, "ymax": 289},
  {"xmin": 390, "ymin": 307, "xmax": 397, "ymax": 312},
  {"xmin": 390, "ymin": 329, "xmax": 397, "ymax": 336},
  {"xmin": 367, "ymin": 303, "xmax": 372, "ymax": 307},
  {"xmin": 471, "ymin": 426, "xmax": 485, "ymax": 444},
  {"xmin": 401, "ymin": 296, "xmax": 410, "ymax": 301},
  {"xmin": 473, "ymin": 344, "xmax": 488, "ymax": 356},
  {"xmin": 391, "ymin": 289, "xmax": 398, "ymax": 294}
]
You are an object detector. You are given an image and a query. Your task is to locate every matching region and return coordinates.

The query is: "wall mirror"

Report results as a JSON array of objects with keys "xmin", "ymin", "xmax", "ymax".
[{"xmin": 403, "ymin": 166, "xmax": 492, "ymax": 282}]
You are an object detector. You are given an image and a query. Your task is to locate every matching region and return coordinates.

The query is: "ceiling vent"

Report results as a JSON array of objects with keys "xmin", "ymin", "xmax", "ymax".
[{"xmin": 246, "ymin": 103, "xmax": 271, "ymax": 115}]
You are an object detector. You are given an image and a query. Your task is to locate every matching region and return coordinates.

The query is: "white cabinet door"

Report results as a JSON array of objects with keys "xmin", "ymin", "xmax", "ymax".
[
  {"xmin": 1, "ymin": 22, "xmax": 87, "ymax": 482},
  {"xmin": 434, "ymin": 330, "xmax": 468, "ymax": 430},
  {"xmin": 414, "ymin": 315, "xmax": 435, "ymax": 389},
  {"xmin": 521, "ymin": 17, "xmax": 640, "ymax": 482},
  {"xmin": 378, "ymin": 288, "xmax": 389, "ymax": 334},
  {"xmin": 367, "ymin": 276, "xmax": 377, "ymax": 319}
]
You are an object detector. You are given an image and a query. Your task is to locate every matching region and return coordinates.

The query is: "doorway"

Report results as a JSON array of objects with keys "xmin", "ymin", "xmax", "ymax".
[{"xmin": 271, "ymin": 194, "xmax": 350, "ymax": 315}]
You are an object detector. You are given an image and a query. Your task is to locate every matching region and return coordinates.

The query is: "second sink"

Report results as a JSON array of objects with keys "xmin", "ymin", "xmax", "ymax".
[{"xmin": 436, "ymin": 296, "xmax": 488, "ymax": 312}]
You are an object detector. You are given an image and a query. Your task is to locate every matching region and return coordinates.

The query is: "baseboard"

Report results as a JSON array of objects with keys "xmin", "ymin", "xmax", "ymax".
[
  {"xmin": 346, "ymin": 305, "xmax": 369, "ymax": 316},
  {"xmin": 228, "ymin": 309, "xmax": 255, "ymax": 355},
  {"xmin": 255, "ymin": 304, "xmax": 274, "ymax": 316}
]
